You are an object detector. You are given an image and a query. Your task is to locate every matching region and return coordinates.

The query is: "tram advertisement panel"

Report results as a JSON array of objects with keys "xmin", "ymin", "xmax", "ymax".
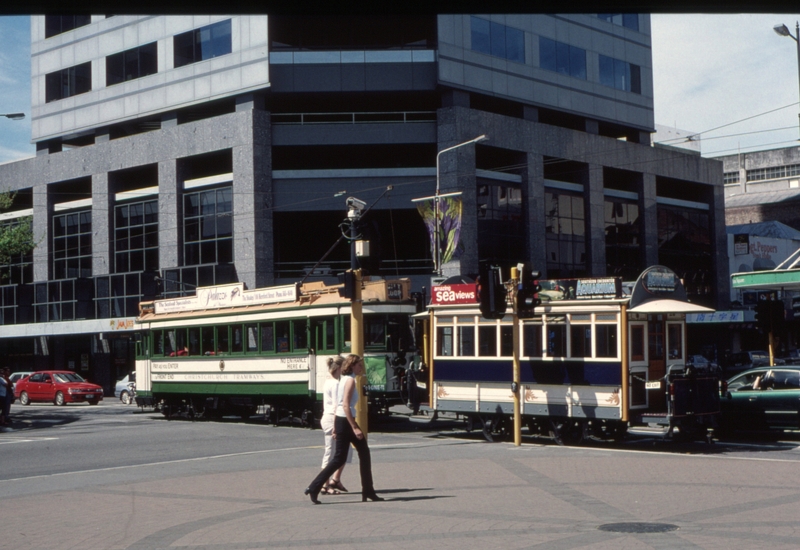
[{"xmin": 539, "ymin": 277, "xmax": 621, "ymax": 302}]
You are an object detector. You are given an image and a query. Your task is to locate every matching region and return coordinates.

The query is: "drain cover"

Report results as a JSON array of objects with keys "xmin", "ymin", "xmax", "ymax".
[{"xmin": 598, "ymin": 522, "xmax": 679, "ymax": 534}]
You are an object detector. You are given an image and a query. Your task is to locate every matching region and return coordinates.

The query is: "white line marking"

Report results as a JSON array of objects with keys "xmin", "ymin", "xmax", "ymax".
[{"xmin": 0, "ymin": 437, "xmax": 58, "ymax": 445}]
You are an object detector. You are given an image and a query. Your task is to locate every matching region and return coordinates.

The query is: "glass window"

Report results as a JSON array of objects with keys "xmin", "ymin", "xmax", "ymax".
[
  {"xmin": 292, "ymin": 319, "xmax": 308, "ymax": 350},
  {"xmin": 478, "ymin": 326, "xmax": 497, "ymax": 357},
  {"xmin": 45, "ymin": 15, "xmax": 91, "ymax": 38},
  {"xmin": 45, "ymin": 62, "xmax": 92, "ymax": 102},
  {"xmin": 216, "ymin": 325, "xmax": 229, "ymax": 354},
  {"xmin": 604, "ymin": 198, "xmax": 641, "ymax": 281},
  {"xmin": 231, "ymin": 325, "xmax": 244, "ymax": 353},
  {"xmin": 546, "ymin": 320, "xmax": 567, "ymax": 357},
  {"xmin": 667, "ymin": 324, "xmax": 683, "ymax": 361},
  {"xmin": 202, "ymin": 326, "xmax": 215, "ymax": 355},
  {"xmin": 106, "ymin": 42, "xmax": 158, "ymax": 86},
  {"xmin": 470, "ymin": 17, "xmax": 525, "ymax": 63},
  {"xmin": 570, "ymin": 325, "xmax": 591, "ymax": 358},
  {"xmin": 325, "ymin": 319, "xmax": 336, "ymax": 350},
  {"xmin": 500, "ymin": 325, "xmax": 514, "ymax": 357},
  {"xmin": 523, "ymin": 323, "xmax": 543, "ymax": 357},
  {"xmin": 539, "ymin": 37, "xmax": 585, "ymax": 79},
  {"xmin": 458, "ymin": 326, "xmax": 475, "ymax": 356},
  {"xmin": 599, "ymin": 54, "xmax": 640, "ymax": 94},
  {"xmin": 183, "ymin": 185, "xmax": 233, "ymax": 268},
  {"xmin": 246, "ymin": 324, "xmax": 258, "ymax": 352},
  {"xmin": 261, "ymin": 323, "xmax": 275, "ymax": 352},
  {"xmin": 276, "ymin": 320, "xmax": 290, "ymax": 353},
  {"xmin": 188, "ymin": 327, "xmax": 200, "ymax": 355},
  {"xmin": 545, "ymin": 190, "xmax": 586, "ymax": 278},
  {"xmin": 115, "ymin": 199, "xmax": 158, "ymax": 274},
  {"xmin": 437, "ymin": 326, "xmax": 453, "ymax": 356},
  {"xmin": 174, "ymin": 19, "xmax": 232, "ymax": 68},
  {"xmin": 596, "ymin": 325, "xmax": 617, "ymax": 358},
  {"xmin": 477, "ymin": 179, "xmax": 525, "ymax": 264},
  {"xmin": 53, "ymin": 209, "xmax": 92, "ymax": 280},
  {"xmin": 630, "ymin": 325, "xmax": 645, "ymax": 361}
]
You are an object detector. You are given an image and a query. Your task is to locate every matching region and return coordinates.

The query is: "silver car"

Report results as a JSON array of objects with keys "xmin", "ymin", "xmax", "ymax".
[{"xmin": 114, "ymin": 373, "xmax": 136, "ymax": 404}]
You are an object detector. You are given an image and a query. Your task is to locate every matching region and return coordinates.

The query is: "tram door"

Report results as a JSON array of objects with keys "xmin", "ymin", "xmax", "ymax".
[{"xmin": 648, "ymin": 315, "xmax": 666, "ymax": 410}]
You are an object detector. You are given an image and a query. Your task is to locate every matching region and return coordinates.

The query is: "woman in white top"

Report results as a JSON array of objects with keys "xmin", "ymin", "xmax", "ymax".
[
  {"xmin": 319, "ymin": 355, "xmax": 351, "ymax": 494},
  {"xmin": 305, "ymin": 354, "xmax": 383, "ymax": 504}
]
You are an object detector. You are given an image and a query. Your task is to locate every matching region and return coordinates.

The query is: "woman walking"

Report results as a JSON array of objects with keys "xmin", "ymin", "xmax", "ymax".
[
  {"xmin": 319, "ymin": 355, "xmax": 351, "ymax": 494},
  {"xmin": 305, "ymin": 354, "xmax": 383, "ymax": 504}
]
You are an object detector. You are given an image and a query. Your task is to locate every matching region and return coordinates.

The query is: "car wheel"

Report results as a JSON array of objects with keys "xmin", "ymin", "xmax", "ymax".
[
  {"xmin": 19, "ymin": 391, "xmax": 30, "ymax": 406},
  {"xmin": 121, "ymin": 391, "xmax": 131, "ymax": 405},
  {"xmin": 54, "ymin": 391, "xmax": 65, "ymax": 406}
]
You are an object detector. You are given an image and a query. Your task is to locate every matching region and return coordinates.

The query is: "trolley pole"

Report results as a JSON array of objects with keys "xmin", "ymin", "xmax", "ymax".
[
  {"xmin": 351, "ymin": 269, "xmax": 368, "ymax": 435},
  {"xmin": 510, "ymin": 266, "xmax": 522, "ymax": 447}
]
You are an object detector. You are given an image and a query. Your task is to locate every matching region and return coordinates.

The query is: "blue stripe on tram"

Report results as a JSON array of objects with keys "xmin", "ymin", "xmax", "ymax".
[{"xmin": 434, "ymin": 359, "xmax": 622, "ymax": 386}]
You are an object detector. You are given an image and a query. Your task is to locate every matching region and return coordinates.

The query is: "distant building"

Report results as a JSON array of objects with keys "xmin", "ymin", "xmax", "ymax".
[
  {"xmin": 652, "ymin": 124, "xmax": 702, "ymax": 155},
  {"xmin": 0, "ymin": 14, "xmax": 726, "ymax": 392}
]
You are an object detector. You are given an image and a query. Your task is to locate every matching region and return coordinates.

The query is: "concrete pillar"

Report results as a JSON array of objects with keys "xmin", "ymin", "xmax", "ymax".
[
  {"xmin": 524, "ymin": 152, "xmax": 547, "ymax": 275},
  {"xmin": 585, "ymin": 164, "xmax": 606, "ymax": 276},
  {"xmin": 641, "ymin": 172, "xmax": 659, "ymax": 268},
  {"xmin": 32, "ymin": 181, "xmax": 51, "ymax": 282},
  {"xmin": 711, "ymin": 184, "xmax": 731, "ymax": 310},
  {"xmin": 158, "ymin": 159, "xmax": 183, "ymax": 270},
  {"xmin": 233, "ymin": 109, "xmax": 273, "ymax": 289},
  {"xmin": 91, "ymin": 172, "xmax": 113, "ymax": 276}
]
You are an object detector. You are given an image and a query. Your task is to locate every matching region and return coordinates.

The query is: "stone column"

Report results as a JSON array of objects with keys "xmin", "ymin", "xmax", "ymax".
[
  {"xmin": 641, "ymin": 172, "xmax": 659, "ymax": 268},
  {"xmin": 32, "ymin": 181, "xmax": 51, "ymax": 282},
  {"xmin": 232, "ymin": 107, "xmax": 272, "ymax": 289},
  {"xmin": 524, "ymin": 152, "xmax": 547, "ymax": 275},
  {"xmin": 585, "ymin": 163, "xmax": 606, "ymax": 276},
  {"xmin": 91, "ymin": 172, "xmax": 113, "ymax": 276},
  {"xmin": 158, "ymin": 159, "xmax": 183, "ymax": 271}
]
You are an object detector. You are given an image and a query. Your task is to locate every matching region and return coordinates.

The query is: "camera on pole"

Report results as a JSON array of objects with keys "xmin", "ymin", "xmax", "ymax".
[
  {"xmin": 516, "ymin": 263, "xmax": 542, "ymax": 319},
  {"xmin": 478, "ymin": 260, "xmax": 507, "ymax": 319}
]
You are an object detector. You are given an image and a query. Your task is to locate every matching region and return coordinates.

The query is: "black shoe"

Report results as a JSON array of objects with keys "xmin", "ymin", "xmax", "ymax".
[
  {"xmin": 362, "ymin": 492, "xmax": 384, "ymax": 502},
  {"xmin": 304, "ymin": 487, "xmax": 321, "ymax": 504}
]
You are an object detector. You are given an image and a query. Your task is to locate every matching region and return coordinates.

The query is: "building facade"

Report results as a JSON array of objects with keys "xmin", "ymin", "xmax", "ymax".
[{"xmin": 0, "ymin": 14, "xmax": 727, "ymax": 392}]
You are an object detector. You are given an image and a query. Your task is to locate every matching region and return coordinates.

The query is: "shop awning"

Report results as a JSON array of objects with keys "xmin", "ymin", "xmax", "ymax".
[{"xmin": 628, "ymin": 299, "xmax": 714, "ymax": 314}]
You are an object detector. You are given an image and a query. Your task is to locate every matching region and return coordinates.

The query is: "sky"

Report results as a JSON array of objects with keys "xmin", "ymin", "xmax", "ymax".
[{"xmin": 1, "ymin": 14, "xmax": 800, "ymax": 164}]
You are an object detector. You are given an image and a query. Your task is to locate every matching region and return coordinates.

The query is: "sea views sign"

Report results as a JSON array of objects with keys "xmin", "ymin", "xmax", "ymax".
[{"xmin": 154, "ymin": 283, "xmax": 297, "ymax": 314}]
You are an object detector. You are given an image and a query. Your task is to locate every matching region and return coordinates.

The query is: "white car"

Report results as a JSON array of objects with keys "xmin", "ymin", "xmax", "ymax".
[
  {"xmin": 114, "ymin": 373, "xmax": 136, "ymax": 404},
  {"xmin": 9, "ymin": 372, "xmax": 32, "ymax": 384}
]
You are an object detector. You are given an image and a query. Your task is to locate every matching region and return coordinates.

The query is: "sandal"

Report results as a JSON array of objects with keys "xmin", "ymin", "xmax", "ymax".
[
  {"xmin": 329, "ymin": 479, "xmax": 348, "ymax": 493},
  {"xmin": 321, "ymin": 482, "xmax": 340, "ymax": 495}
]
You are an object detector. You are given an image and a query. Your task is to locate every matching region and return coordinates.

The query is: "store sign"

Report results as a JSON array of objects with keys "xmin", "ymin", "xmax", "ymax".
[
  {"xmin": 686, "ymin": 311, "xmax": 744, "ymax": 323},
  {"xmin": 733, "ymin": 234, "xmax": 749, "ymax": 256},
  {"xmin": 155, "ymin": 283, "xmax": 298, "ymax": 314},
  {"xmin": 431, "ymin": 284, "xmax": 478, "ymax": 305}
]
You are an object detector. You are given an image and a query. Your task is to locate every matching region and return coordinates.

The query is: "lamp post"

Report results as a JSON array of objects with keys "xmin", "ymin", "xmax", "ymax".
[
  {"xmin": 434, "ymin": 134, "xmax": 488, "ymax": 275},
  {"xmin": 774, "ymin": 22, "xmax": 800, "ymax": 138},
  {"xmin": 0, "ymin": 113, "xmax": 25, "ymax": 121}
]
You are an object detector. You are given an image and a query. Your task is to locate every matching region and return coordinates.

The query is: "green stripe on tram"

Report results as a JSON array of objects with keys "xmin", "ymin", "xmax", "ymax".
[{"xmin": 151, "ymin": 381, "xmax": 309, "ymax": 396}]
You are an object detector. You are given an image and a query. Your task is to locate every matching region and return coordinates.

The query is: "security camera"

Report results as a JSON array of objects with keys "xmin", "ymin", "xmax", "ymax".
[{"xmin": 346, "ymin": 197, "xmax": 367, "ymax": 211}]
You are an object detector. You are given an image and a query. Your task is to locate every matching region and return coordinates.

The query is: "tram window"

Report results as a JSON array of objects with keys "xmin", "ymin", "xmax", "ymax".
[
  {"xmin": 630, "ymin": 325, "xmax": 645, "ymax": 361},
  {"xmin": 188, "ymin": 327, "xmax": 200, "ymax": 355},
  {"xmin": 342, "ymin": 317, "xmax": 351, "ymax": 350},
  {"xmin": 232, "ymin": 325, "xmax": 244, "ymax": 353},
  {"xmin": 437, "ymin": 326, "xmax": 453, "ymax": 356},
  {"xmin": 216, "ymin": 325, "xmax": 229, "ymax": 354},
  {"xmin": 164, "ymin": 329, "xmax": 176, "ymax": 356},
  {"xmin": 478, "ymin": 326, "xmax": 496, "ymax": 356},
  {"xmin": 547, "ymin": 324, "xmax": 567, "ymax": 357},
  {"xmin": 293, "ymin": 319, "xmax": 308, "ymax": 351},
  {"xmin": 571, "ymin": 325, "xmax": 591, "ymax": 358},
  {"xmin": 523, "ymin": 324, "xmax": 543, "ymax": 357},
  {"xmin": 261, "ymin": 323, "xmax": 275, "ymax": 352},
  {"xmin": 668, "ymin": 324, "xmax": 683, "ymax": 360},
  {"xmin": 202, "ymin": 326, "xmax": 215, "ymax": 355},
  {"xmin": 596, "ymin": 325, "xmax": 617, "ymax": 358},
  {"xmin": 365, "ymin": 317, "xmax": 386, "ymax": 348},
  {"xmin": 458, "ymin": 326, "xmax": 475, "ymax": 356},
  {"xmin": 276, "ymin": 320, "xmax": 290, "ymax": 353},
  {"xmin": 325, "ymin": 319, "xmax": 336, "ymax": 350},
  {"xmin": 648, "ymin": 320, "xmax": 664, "ymax": 361},
  {"xmin": 244, "ymin": 324, "xmax": 257, "ymax": 352},
  {"xmin": 500, "ymin": 325, "xmax": 514, "ymax": 356},
  {"xmin": 154, "ymin": 330, "xmax": 164, "ymax": 356}
]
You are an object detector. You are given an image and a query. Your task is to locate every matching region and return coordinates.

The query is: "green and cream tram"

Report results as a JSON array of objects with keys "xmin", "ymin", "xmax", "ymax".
[
  {"xmin": 424, "ymin": 266, "xmax": 722, "ymax": 443},
  {"xmin": 134, "ymin": 278, "xmax": 419, "ymax": 421}
]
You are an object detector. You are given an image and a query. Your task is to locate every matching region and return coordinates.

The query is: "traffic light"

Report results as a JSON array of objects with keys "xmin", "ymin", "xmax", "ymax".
[
  {"xmin": 516, "ymin": 265, "xmax": 542, "ymax": 319},
  {"xmin": 478, "ymin": 260, "xmax": 507, "ymax": 319},
  {"xmin": 338, "ymin": 270, "xmax": 356, "ymax": 299}
]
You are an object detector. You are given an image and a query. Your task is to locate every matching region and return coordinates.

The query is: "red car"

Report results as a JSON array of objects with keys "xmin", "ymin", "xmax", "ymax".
[{"xmin": 15, "ymin": 370, "xmax": 104, "ymax": 406}]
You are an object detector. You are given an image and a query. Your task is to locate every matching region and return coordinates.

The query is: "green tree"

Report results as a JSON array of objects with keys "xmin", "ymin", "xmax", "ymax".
[{"xmin": 0, "ymin": 191, "xmax": 36, "ymax": 279}]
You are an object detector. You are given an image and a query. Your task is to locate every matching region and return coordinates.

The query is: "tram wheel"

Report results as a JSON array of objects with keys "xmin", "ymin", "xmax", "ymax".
[
  {"xmin": 481, "ymin": 415, "xmax": 510, "ymax": 443},
  {"xmin": 550, "ymin": 419, "xmax": 584, "ymax": 446}
]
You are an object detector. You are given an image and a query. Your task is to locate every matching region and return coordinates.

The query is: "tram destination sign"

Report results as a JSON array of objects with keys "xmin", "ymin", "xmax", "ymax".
[{"xmin": 155, "ymin": 283, "xmax": 298, "ymax": 314}]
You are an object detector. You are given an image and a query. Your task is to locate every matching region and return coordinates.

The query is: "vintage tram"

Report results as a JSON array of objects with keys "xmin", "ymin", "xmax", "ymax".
[{"xmin": 421, "ymin": 266, "xmax": 722, "ymax": 443}]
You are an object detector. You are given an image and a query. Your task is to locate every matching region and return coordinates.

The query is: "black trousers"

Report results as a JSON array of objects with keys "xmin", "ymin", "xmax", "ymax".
[{"xmin": 309, "ymin": 415, "xmax": 374, "ymax": 494}]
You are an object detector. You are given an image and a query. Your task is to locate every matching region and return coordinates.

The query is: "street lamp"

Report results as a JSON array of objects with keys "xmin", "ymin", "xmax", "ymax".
[
  {"xmin": 433, "ymin": 134, "xmax": 488, "ymax": 275},
  {"xmin": 0, "ymin": 113, "xmax": 25, "ymax": 121},
  {"xmin": 774, "ymin": 22, "xmax": 800, "ymax": 138}
]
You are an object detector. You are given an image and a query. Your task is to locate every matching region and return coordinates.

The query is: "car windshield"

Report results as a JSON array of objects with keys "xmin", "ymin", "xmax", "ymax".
[{"xmin": 54, "ymin": 372, "xmax": 86, "ymax": 383}]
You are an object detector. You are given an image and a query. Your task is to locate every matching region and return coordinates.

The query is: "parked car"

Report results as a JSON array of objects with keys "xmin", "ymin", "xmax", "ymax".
[
  {"xmin": 9, "ymin": 372, "xmax": 32, "ymax": 384},
  {"xmin": 719, "ymin": 366, "xmax": 800, "ymax": 433},
  {"xmin": 685, "ymin": 355, "xmax": 719, "ymax": 373},
  {"xmin": 14, "ymin": 370, "xmax": 104, "ymax": 406},
  {"xmin": 114, "ymin": 372, "xmax": 136, "ymax": 404},
  {"xmin": 781, "ymin": 349, "xmax": 800, "ymax": 365},
  {"xmin": 725, "ymin": 350, "xmax": 784, "ymax": 375}
]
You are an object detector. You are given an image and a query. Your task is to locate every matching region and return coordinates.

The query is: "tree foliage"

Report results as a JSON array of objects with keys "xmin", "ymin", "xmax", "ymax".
[{"xmin": 0, "ymin": 190, "xmax": 36, "ymax": 278}]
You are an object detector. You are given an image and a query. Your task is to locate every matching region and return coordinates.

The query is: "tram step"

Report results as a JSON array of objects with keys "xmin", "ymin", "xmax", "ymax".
[{"xmin": 626, "ymin": 426, "xmax": 670, "ymax": 437}]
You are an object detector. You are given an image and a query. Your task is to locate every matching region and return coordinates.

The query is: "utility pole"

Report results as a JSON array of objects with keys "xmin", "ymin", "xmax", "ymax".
[{"xmin": 345, "ymin": 197, "xmax": 368, "ymax": 434}]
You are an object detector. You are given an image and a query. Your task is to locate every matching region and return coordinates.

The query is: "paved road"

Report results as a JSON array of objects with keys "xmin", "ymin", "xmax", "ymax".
[{"xmin": 3, "ymin": 402, "xmax": 800, "ymax": 549}]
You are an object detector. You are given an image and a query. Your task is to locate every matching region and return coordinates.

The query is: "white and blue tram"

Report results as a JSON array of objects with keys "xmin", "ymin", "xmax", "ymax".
[
  {"xmin": 425, "ymin": 266, "xmax": 722, "ymax": 443},
  {"xmin": 134, "ymin": 278, "xmax": 419, "ymax": 421}
]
